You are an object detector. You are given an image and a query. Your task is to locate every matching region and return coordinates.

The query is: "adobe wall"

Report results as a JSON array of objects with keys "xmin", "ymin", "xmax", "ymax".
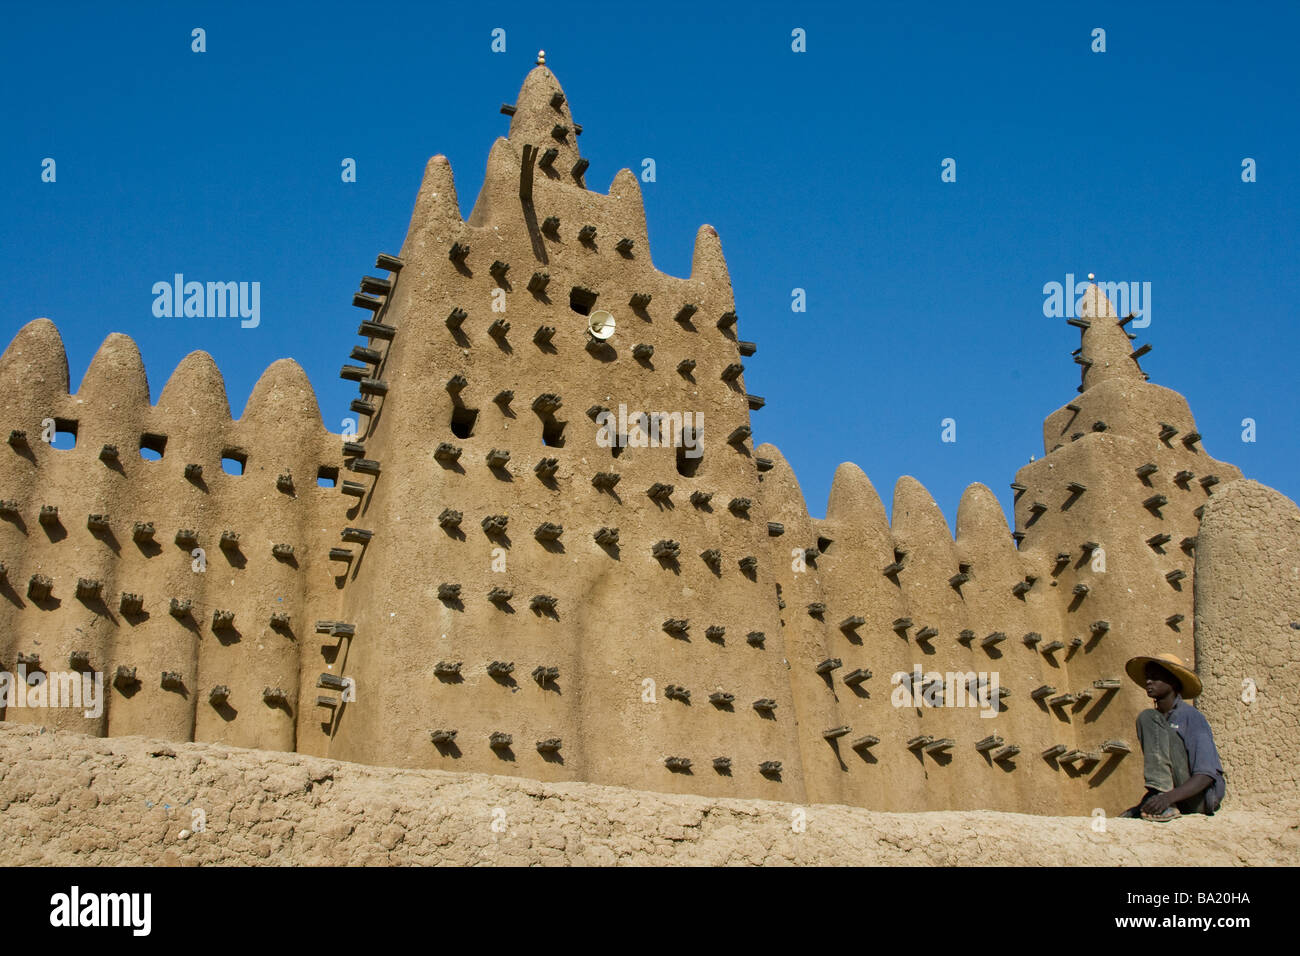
[
  {"xmin": 0, "ymin": 321, "xmax": 344, "ymax": 755},
  {"xmin": 1193, "ymin": 479, "xmax": 1300, "ymax": 808},
  {"xmin": 1, "ymin": 61, "xmax": 1291, "ymax": 821}
]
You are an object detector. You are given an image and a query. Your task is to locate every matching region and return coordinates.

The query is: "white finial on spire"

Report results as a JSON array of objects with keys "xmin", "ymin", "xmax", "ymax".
[
  {"xmin": 1087, "ymin": 272, "xmax": 1095, "ymax": 281},
  {"xmin": 537, "ymin": 49, "xmax": 546, "ymax": 65}
]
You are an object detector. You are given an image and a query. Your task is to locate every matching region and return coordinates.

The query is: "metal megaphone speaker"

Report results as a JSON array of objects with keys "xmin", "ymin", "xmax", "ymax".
[{"xmin": 587, "ymin": 310, "xmax": 616, "ymax": 340}]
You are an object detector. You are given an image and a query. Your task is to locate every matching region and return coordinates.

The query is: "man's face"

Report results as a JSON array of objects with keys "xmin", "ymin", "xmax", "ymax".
[{"xmin": 1143, "ymin": 662, "xmax": 1177, "ymax": 698}]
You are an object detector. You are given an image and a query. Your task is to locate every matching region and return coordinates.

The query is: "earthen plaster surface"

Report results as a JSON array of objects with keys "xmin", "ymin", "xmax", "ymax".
[{"xmin": 1, "ymin": 65, "xmax": 1295, "ymax": 827}]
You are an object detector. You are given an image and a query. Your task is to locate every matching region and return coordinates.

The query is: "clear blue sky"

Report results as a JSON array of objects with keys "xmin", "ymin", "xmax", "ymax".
[{"xmin": 2, "ymin": 0, "xmax": 1296, "ymax": 525}]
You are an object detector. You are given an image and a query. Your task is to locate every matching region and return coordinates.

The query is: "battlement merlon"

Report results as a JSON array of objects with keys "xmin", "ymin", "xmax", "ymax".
[
  {"xmin": 759, "ymin": 444, "xmax": 1023, "ymax": 571},
  {"xmin": 0, "ymin": 319, "xmax": 333, "ymax": 441}
]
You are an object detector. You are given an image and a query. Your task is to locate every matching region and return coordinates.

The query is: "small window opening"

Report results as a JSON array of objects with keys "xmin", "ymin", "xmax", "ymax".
[
  {"xmin": 140, "ymin": 433, "xmax": 167, "ymax": 461},
  {"xmin": 676, "ymin": 437, "xmax": 703, "ymax": 478},
  {"xmin": 450, "ymin": 406, "xmax": 479, "ymax": 439},
  {"xmin": 221, "ymin": 449, "xmax": 247, "ymax": 476},
  {"xmin": 817, "ymin": 536, "xmax": 833, "ymax": 554},
  {"xmin": 50, "ymin": 418, "xmax": 78, "ymax": 450},
  {"xmin": 541, "ymin": 418, "xmax": 566, "ymax": 448},
  {"xmin": 317, "ymin": 466, "xmax": 339, "ymax": 488},
  {"xmin": 569, "ymin": 286, "xmax": 598, "ymax": 316}
]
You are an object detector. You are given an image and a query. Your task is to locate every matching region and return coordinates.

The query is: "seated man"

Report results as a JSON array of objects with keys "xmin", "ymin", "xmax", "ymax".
[{"xmin": 1120, "ymin": 653, "xmax": 1226, "ymax": 820}]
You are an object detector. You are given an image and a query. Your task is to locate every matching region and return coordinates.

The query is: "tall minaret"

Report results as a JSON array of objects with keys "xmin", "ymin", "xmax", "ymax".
[
  {"xmin": 1011, "ymin": 282, "xmax": 1242, "ymax": 807},
  {"xmin": 327, "ymin": 58, "xmax": 804, "ymax": 801}
]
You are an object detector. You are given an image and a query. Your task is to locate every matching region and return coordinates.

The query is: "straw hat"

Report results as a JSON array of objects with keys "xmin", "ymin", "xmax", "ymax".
[{"xmin": 1125, "ymin": 653, "xmax": 1202, "ymax": 699}]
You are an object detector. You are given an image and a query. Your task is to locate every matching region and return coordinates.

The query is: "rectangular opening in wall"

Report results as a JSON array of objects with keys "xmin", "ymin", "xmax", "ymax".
[
  {"xmin": 50, "ymin": 418, "xmax": 78, "ymax": 450},
  {"xmin": 676, "ymin": 439, "xmax": 702, "ymax": 477},
  {"xmin": 569, "ymin": 286, "xmax": 598, "ymax": 316},
  {"xmin": 541, "ymin": 419, "xmax": 566, "ymax": 447},
  {"xmin": 317, "ymin": 466, "xmax": 339, "ymax": 488},
  {"xmin": 221, "ymin": 448, "xmax": 248, "ymax": 476},
  {"xmin": 450, "ymin": 406, "xmax": 478, "ymax": 439},
  {"xmin": 139, "ymin": 433, "xmax": 167, "ymax": 461}
]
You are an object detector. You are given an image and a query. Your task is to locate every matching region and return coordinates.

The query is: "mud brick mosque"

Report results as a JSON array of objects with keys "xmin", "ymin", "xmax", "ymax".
[{"xmin": 2, "ymin": 57, "xmax": 1294, "ymax": 816}]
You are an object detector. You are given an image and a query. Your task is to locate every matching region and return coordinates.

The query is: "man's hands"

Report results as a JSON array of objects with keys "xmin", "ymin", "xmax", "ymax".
[
  {"xmin": 1141, "ymin": 790, "xmax": 1175, "ymax": 814},
  {"xmin": 1140, "ymin": 774, "xmax": 1214, "ymax": 814}
]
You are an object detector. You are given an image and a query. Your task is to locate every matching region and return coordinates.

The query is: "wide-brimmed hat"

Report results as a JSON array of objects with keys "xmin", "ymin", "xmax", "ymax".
[{"xmin": 1125, "ymin": 653, "xmax": 1202, "ymax": 699}]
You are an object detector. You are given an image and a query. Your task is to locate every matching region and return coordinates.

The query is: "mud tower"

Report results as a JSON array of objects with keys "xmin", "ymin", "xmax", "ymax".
[
  {"xmin": 327, "ymin": 56, "xmax": 802, "ymax": 800},
  {"xmin": 1, "ymin": 55, "xmax": 1283, "ymax": 816},
  {"xmin": 760, "ymin": 283, "xmax": 1243, "ymax": 814}
]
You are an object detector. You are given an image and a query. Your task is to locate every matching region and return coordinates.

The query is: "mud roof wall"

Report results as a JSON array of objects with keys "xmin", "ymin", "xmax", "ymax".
[{"xmin": 0, "ymin": 320, "xmax": 344, "ymax": 752}]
